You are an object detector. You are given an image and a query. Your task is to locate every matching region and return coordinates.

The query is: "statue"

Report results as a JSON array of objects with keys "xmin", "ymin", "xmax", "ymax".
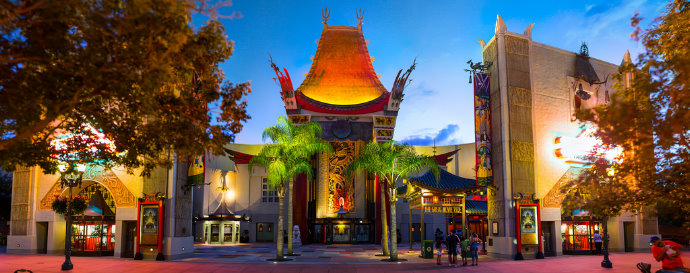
[{"xmin": 292, "ymin": 225, "xmax": 301, "ymax": 247}]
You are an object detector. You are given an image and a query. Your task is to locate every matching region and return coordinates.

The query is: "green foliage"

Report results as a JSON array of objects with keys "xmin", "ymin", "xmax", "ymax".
[
  {"xmin": 0, "ymin": 0, "xmax": 250, "ymax": 175},
  {"xmin": 248, "ymin": 115, "xmax": 332, "ymax": 194},
  {"xmin": 51, "ymin": 195, "xmax": 87, "ymax": 215},
  {"xmin": 563, "ymin": 1, "xmax": 690, "ymax": 228},
  {"xmin": 347, "ymin": 140, "xmax": 439, "ymax": 188}
]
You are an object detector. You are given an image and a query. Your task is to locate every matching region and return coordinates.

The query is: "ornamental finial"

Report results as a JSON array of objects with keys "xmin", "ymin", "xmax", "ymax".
[
  {"xmin": 356, "ymin": 9, "xmax": 364, "ymax": 25},
  {"xmin": 322, "ymin": 7, "xmax": 330, "ymax": 25}
]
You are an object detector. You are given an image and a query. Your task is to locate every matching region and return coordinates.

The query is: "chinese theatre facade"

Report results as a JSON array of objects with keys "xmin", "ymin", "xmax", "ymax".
[
  {"xmin": 267, "ymin": 9, "xmax": 415, "ymax": 244},
  {"xmin": 479, "ymin": 15, "xmax": 659, "ymax": 259}
]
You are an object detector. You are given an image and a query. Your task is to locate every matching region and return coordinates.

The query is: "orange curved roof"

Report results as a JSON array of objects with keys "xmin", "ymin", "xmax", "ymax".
[{"xmin": 297, "ymin": 25, "xmax": 388, "ymax": 106}]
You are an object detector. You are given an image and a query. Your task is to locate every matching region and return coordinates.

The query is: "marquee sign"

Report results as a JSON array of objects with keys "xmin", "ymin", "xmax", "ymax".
[{"xmin": 554, "ymin": 127, "xmax": 623, "ymax": 165}]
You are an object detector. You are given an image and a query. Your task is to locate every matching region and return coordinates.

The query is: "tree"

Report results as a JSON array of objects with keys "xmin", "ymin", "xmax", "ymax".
[
  {"xmin": 347, "ymin": 141, "xmax": 438, "ymax": 262},
  {"xmin": 248, "ymin": 115, "xmax": 331, "ymax": 261},
  {"xmin": 563, "ymin": 0, "xmax": 690, "ymax": 232},
  {"xmin": 0, "ymin": 0, "xmax": 250, "ymax": 174}
]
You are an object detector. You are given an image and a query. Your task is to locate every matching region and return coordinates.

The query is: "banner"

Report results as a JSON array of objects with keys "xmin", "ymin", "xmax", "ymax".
[
  {"xmin": 188, "ymin": 155, "xmax": 205, "ymax": 185},
  {"xmin": 473, "ymin": 73, "xmax": 493, "ymax": 186}
]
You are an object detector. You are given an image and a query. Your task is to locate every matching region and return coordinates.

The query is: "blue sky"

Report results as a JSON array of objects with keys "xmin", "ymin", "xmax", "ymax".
[{"xmin": 210, "ymin": 0, "xmax": 667, "ymax": 145}]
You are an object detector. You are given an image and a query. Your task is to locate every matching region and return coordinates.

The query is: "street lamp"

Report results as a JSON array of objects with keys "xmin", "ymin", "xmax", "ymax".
[
  {"xmin": 601, "ymin": 167, "xmax": 614, "ymax": 268},
  {"xmin": 59, "ymin": 163, "xmax": 86, "ymax": 271}
]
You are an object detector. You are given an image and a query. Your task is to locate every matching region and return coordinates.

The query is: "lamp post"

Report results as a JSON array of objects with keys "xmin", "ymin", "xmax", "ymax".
[
  {"xmin": 59, "ymin": 163, "xmax": 86, "ymax": 271},
  {"xmin": 601, "ymin": 216, "xmax": 612, "ymax": 268}
]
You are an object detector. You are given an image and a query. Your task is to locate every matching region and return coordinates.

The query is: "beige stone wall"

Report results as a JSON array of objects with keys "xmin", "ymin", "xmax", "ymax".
[{"xmin": 530, "ymin": 43, "xmax": 620, "ymax": 217}]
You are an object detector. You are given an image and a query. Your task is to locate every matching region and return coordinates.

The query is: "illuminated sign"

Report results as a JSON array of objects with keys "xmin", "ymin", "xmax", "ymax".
[
  {"xmin": 50, "ymin": 123, "xmax": 116, "ymax": 161},
  {"xmin": 554, "ymin": 127, "xmax": 622, "ymax": 165}
]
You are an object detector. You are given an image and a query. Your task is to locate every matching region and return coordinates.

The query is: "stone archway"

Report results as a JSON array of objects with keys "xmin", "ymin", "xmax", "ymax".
[{"xmin": 40, "ymin": 166, "xmax": 136, "ymax": 210}]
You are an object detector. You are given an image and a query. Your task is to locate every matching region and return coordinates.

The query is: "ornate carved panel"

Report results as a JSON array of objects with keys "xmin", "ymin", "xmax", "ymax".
[
  {"xmin": 328, "ymin": 141, "xmax": 358, "ymax": 214},
  {"xmin": 505, "ymin": 36, "xmax": 529, "ymax": 56},
  {"xmin": 542, "ymin": 167, "xmax": 578, "ymax": 208},
  {"xmin": 510, "ymin": 141, "xmax": 534, "ymax": 162},
  {"xmin": 10, "ymin": 166, "xmax": 32, "ymax": 235},
  {"xmin": 40, "ymin": 166, "xmax": 136, "ymax": 210},
  {"xmin": 289, "ymin": 115, "xmax": 310, "ymax": 125}
]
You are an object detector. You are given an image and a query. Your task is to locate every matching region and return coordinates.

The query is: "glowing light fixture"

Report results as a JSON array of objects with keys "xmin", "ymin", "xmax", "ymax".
[{"xmin": 554, "ymin": 127, "xmax": 622, "ymax": 165}]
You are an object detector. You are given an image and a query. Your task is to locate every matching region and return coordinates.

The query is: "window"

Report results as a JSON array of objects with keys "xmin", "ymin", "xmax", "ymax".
[{"xmin": 261, "ymin": 177, "xmax": 278, "ymax": 203}]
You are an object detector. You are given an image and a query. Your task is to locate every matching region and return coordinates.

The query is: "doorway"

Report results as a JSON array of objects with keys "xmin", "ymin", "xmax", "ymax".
[
  {"xmin": 542, "ymin": 221, "xmax": 555, "ymax": 256},
  {"xmin": 121, "ymin": 221, "xmax": 136, "ymax": 258},
  {"xmin": 36, "ymin": 222, "xmax": 48, "ymax": 254},
  {"xmin": 256, "ymin": 222, "xmax": 274, "ymax": 242},
  {"xmin": 624, "ymin": 222, "xmax": 635, "ymax": 252}
]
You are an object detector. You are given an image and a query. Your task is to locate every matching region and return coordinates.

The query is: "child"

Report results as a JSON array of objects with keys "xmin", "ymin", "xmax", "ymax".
[
  {"xmin": 435, "ymin": 236, "xmax": 443, "ymax": 265},
  {"xmin": 459, "ymin": 236, "xmax": 470, "ymax": 266}
]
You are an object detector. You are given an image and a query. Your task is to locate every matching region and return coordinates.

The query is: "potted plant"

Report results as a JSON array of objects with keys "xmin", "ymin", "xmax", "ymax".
[{"xmin": 51, "ymin": 195, "xmax": 88, "ymax": 215}]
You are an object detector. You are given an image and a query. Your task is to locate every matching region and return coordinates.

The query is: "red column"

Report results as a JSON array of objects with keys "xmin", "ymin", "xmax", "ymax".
[
  {"xmin": 536, "ymin": 203, "xmax": 544, "ymax": 258},
  {"xmin": 293, "ymin": 174, "xmax": 308, "ymax": 244},
  {"xmin": 156, "ymin": 199, "xmax": 164, "ymax": 260},
  {"xmin": 375, "ymin": 175, "xmax": 381, "ymax": 244},
  {"xmin": 134, "ymin": 201, "xmax": 142, "ymax": 260},
  {"xmin": 515, "ymin": 203, "xmax": 523, "ymax": 260}
]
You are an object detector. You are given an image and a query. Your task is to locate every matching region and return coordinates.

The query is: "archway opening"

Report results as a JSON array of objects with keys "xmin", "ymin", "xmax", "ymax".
[{"xmin": 69, "ymin": 182, "xmax": 116, "ymax": 256}]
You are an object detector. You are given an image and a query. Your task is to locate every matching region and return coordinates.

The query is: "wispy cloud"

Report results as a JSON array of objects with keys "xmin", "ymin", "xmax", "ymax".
[{"xmin": 399, "ymin": 124, "xmax": 463, "ymax": 146}]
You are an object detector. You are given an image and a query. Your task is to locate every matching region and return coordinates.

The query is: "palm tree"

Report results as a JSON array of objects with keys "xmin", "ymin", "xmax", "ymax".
[
  {"xmin": 249, "ymin": 115, "xmax": 331, "ymax": 261},
  {"xmin": 346, "ymin": 140, "xmax": 439, "ymax": 261}
]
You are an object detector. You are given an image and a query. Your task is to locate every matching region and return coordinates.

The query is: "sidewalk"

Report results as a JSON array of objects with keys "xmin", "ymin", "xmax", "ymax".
[{"xmin": 0, "ymin": 243, "xmax": 679, "ymax": 273}]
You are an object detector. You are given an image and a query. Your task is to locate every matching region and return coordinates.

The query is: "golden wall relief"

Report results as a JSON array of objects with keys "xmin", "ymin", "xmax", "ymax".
[
  {"xmin": 542, "ymin": 167, "xmax": 579, "ymax": 208},
  {"xmin": 328, "ymin": 141, "xmax": 358, "ymax": 214},
  {"xmin": 40, "ymin": 166, "xmax": 137, "ymax": 210}
]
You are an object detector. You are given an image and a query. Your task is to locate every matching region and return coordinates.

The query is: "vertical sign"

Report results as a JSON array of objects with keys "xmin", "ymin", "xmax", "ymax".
[
  {"xmin": 473, "ymin": 73, "xmax": 493, "ymax": 186},
  {"xmin": 188, "ymin": 155, "xmax": 205, "ymax": 185}
]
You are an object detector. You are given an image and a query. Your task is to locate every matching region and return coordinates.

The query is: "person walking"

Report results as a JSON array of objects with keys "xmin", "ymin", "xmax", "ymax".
[
  {"xmin": 593, "ymin": 230, "xmax": 603, "ymax": 255},
  {"xmin": 446, "ymin": 230, "xmax": 460, "ymax": 267},
  {"xmin": 459, "ymin": 236, "xmax": 470, "ymax": 266},
  {"xmin": 469, "ymin": 233, "xmax": 482, "ymax": 266}
]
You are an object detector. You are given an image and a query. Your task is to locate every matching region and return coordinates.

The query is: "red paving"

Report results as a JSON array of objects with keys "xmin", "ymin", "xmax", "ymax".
[{"xmin": 0, "ymin": 252, "xmax": 685, "ymax": 273}]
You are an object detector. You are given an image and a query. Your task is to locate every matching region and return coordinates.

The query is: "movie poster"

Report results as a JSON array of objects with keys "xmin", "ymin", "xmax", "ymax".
[
  {"xmin": 520, "ymin": 206, "xmax": 538, "ymax": 245},
  {"xmin": 473, "ymin": 73, "xmax": 492, "ymax": 186},
  {"xmin": 140, "ymin": 204, "xmax": 159, "ymax": 245}
]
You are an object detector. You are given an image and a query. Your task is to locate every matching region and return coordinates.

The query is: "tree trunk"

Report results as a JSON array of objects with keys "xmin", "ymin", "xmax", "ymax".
[
  {"xmin": 287, "ymin": 179, "xmax": 294, "ymax": 255},
  {"xmin": 380, "ymin": 180, "xmax": 390, "ymax": 256},
  {"xmin": 277, "ymin": 194, "xmax": 285, "ymax": 260},
  {"xmin": 389, "ymin": 187, "xmax": 399, "ymax": 261}
]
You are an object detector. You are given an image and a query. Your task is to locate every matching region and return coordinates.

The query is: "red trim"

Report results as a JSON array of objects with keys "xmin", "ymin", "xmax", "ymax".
[
  {"xmin": 157, "ymin": 199, "xmax": 163, "ymax": 255},
  {"xmin": 375, "ymin": 175, "xmax": 381, "ymax": 244},
  {"xmin": 225, "ymin": 149, "xmax": 255, "ymax": 165},
  {"xmin": 135, "ymin": 200, "xmax": 141, "ymax": 255},
  {"xmin": 296, "ymin": 92, "xmax": 388, "ymax": 115},
  {"xmin": 293, "ymin": 174, "xmax": 308, "ymax": 245},
  {"xmin": 537, "ymin": 204, "xmax": 543, "ymax": 253},
  {"xmin": 515, "ymin": 203, "xmax": 521, "ymax": 255},
  {"xmin": 433, "ymin": 149, "xmax": 459, "ymax": 166}
]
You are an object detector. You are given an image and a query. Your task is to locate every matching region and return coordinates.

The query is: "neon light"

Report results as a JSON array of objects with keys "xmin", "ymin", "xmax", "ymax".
[{"xmin": 553, "ymin": 127, "xmax": 622, "ymax": 165}]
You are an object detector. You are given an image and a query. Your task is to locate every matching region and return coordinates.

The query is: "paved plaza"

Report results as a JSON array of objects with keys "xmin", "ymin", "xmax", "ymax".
[{"xmin": 1, "ymin": 243, "xmax": 682, "ymax": 273}]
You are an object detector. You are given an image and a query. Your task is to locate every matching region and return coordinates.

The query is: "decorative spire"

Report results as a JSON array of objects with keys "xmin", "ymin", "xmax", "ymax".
[
  {"xmin": 356, "ymin": 9, "xmax": 364, "ymax": 26},
  {"xmin": 495, "ymin": 14, "xmax": 506, "ymax": 34},
  {"xmin": 579, "ymin": 42, "xmax": 589, "ymax": 57},
  {"xmin": 322, "ymin": 7, "xmax": 330, "ymax": 26},
  {"xmin": 391, "ymin": 57, "xmax": 417, "ymax": 100},
  {"xmin": 268, "ymin": 54, "xmax": 294, "ymax": 99}
]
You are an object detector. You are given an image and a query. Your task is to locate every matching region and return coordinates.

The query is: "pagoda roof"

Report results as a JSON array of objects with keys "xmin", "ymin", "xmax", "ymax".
[
  {"xmin": 465, "ymin": 200, "xmax": 487, "ymax": 216},
  {"xmin": 297, "ymin": 25, "xmax": 388, "ymax": 106},
  {"xmin": 409, "ymin": 168, "xmax": 481, "ymax": 194}
]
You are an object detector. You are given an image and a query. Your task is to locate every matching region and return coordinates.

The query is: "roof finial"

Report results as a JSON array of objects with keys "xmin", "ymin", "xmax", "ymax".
[
  {"xmin": 322, "ymin": 7, "xmax": 330, "ymax": 25},
  {"xmin": 356, "ymin": 9, "xmax": 364, "ymax": 25}
]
